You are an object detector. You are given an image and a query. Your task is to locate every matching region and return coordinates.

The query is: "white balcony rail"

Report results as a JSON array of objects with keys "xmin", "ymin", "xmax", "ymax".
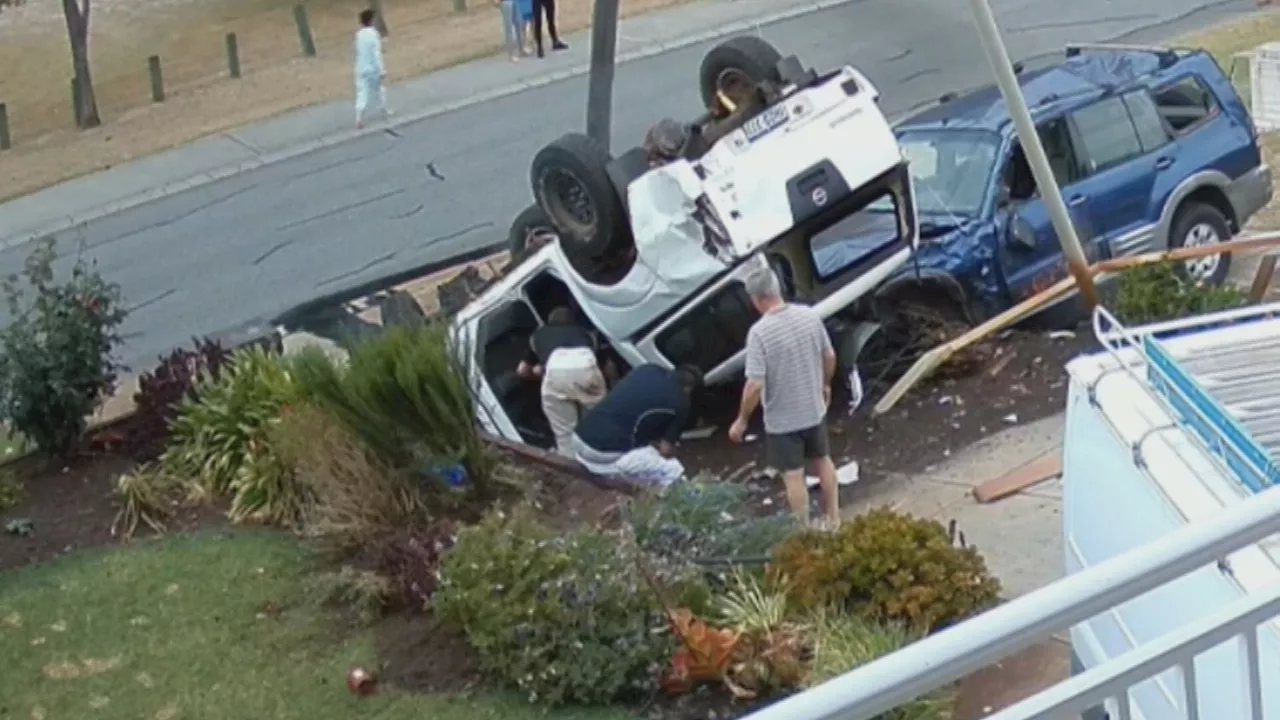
[{"xmin": 736, "ymin": 483, "xmax": 1280, "ymax": 720}]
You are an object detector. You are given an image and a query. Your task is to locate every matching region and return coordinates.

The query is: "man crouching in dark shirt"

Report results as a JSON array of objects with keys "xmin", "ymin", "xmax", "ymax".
[
  {"xmin": 516, "ymin": 306, "xmax": 607, "ymax": 457},
  {"xmin": 568, "ymin": 363, "xmax": 702, "ymax": 487}
]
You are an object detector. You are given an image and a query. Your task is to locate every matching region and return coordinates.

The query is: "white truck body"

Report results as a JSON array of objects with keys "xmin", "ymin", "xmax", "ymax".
[{"xmin": 1063, "ymin": 304, "xmax": 1280, "ymax": 719}]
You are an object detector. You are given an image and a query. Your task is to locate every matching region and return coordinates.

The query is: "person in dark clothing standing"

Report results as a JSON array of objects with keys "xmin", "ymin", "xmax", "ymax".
[
  {"xmin": 517, "ymin": 306, "xmax": 605, "ymax": 457},
  {"xmin": 570, "ymin": 363, "xmax": 702, "ymax": 487},
  {"xmin": 530, "ymin": 0, "xmax": 567, "ymax": 58}
]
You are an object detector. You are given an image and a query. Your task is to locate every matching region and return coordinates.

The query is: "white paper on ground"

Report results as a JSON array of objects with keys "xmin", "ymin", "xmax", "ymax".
[{"xmin": 806, "ymin": 459, "xmax": 860, "ymax": 488}]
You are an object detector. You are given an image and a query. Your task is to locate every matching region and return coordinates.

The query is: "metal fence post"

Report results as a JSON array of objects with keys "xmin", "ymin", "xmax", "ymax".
[
  {"xmin": 148, "ymin": 55, "xmax": 165, "ymax": 102},
  {"xmin": 225, "ymin": 33, "xmax": 242, "ymax": 78},
  {"xmin": 0, "ymin": 103, "xmax": 10, "ymax": 151},
  {"xmin": 293, "ymin": 4, "xmax": 317, "ymax": 57}
]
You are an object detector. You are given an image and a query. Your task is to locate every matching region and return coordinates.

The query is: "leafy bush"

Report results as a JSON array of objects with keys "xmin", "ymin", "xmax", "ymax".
[
  {"xmin": 628, "ymin": 478, "xmax": 795, "ymax": 565},
  {"xmin": 128, "ymin": 337, "xmax": 230, "ymax": 461},
  {"xmin": 436, "ymin": 508, "xmax": 709, "ymax": 706},
  {"xmin": 162, "ymin": 346, "xmax": 304, "ymax": 526},
  {"xmin": 291, "ymin": 323, "xmax": 499, "ymax": 498},
  {"xmin": 769, "ymin": 508, "xmax": 1001, "ymax": 633},
  {"xmin": 805, "ymin": 610, "xmax": 955, "ymax": 720},
  {"xmin": 1114, "ymin": 261, "xmax": 1247, "ymax": 326},
  {"xmin": 111, "ymin": 465, "xmax": 179, "ymax": 539},
  {"xmin": 0, "ymin": 238, "xmax": 126, "ymax": 457},
  {"xmin": 273, "ymin": 403, "xmax": 428, "ymax": 555},
  {"xmin": 0, "ymin": 471, "xmax": 24, "ymax": 511}
]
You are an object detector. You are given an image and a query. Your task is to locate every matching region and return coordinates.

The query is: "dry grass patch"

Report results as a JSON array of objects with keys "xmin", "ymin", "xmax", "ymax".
[{"xmin": 0, "ymin": 0, "xmax": 690, "ymax": 202}]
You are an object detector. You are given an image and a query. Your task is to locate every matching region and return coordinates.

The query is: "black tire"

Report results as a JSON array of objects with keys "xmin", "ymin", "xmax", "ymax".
[
  {"xmin": 1169, "ymin": 202, "xmax": 1232, "ymax": 286},
  {"xmin": 508, "ymin": 204, "xmax": 559, "ymax": 262},
  {"xmin": 530, "ymin": 133, "xmax": 630, "ymax": 261},
  {"xmin": 698, "ymin": 36, "xmax": 784, "ymax": 109}
]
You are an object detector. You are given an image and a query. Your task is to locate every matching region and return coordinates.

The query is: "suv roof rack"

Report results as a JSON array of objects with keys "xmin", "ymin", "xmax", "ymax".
[{"xmin": 1065, "ymin": 42, "xmax": 1182, "ymax": 68}]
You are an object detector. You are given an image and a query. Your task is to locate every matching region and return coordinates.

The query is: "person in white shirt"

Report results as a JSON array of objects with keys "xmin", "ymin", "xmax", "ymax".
[{"xmin": 353, "ymin": 9, "xmax": 390, "ymax": 129}]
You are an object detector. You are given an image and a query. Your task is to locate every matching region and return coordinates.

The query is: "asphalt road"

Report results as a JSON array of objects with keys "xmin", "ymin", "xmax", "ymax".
[{"xmin": 3, "ymin": 0, "xmax": 1257, "ymax": 370}]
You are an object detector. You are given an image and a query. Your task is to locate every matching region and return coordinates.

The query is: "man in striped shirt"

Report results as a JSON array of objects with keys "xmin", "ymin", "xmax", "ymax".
[{"xmin": 729, "ymin": 265, "xmax": 840, "ymax": 528}]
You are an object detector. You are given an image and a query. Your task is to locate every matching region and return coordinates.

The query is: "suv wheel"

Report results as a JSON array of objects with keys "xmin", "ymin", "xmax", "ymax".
[
  {"xmin": 530, "ymin": 133, "xmax": 631, "ymax": 262},
  {"xmin": 1171, "ymin": 203, "xmax": 1232, "ymax": 286},
  {"xmin": 698, "ymin": 36, "xmax": 783, "ymax": 110},
  {"xmin": 508, "ymin": 204, "xmax": 559, "ymax": 263}
]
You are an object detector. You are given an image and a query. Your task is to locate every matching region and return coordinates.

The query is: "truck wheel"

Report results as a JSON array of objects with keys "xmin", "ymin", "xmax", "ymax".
[
  {"xmin": 699, "ymin": 36, "xmax": 783, "ymax": 110},
  {"xmin": 1170, "ymin": 202, "xmax": 1232, "ymax": 286},
  {"xmin": 508, "ymin": 204, "xmax": 559, "ymax": 263},
  {"xmin": 530, "ymin": 133, "xmax": 630, "ymax": 261}
]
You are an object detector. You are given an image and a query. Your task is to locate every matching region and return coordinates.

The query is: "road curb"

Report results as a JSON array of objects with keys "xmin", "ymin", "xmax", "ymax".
[{"xmin": 3, "ymin": 0, "xmax": 859, "ymax": 251}]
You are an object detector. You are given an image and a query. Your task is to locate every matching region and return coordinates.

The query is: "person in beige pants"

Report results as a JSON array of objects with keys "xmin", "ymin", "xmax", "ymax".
[{"xmin": 516, "ymin": 307, "xmax": 606, "ymax": 456}]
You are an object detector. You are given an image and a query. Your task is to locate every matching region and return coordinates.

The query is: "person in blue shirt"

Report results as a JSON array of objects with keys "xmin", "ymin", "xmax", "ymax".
[{"xmin": 569, "ymin": 363, "xmax": 702, "ymax": 487}]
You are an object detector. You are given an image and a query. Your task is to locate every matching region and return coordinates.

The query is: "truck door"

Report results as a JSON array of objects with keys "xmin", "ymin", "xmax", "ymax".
[{"xmin": 994, "ymin": 116, "xmax": 1105, "ymax": 304}]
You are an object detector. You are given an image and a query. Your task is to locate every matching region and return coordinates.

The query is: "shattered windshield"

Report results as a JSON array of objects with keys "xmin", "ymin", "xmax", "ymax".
[{"xmin": 871, "ymin": 128, "xmax": 1000, "ymax": 219}]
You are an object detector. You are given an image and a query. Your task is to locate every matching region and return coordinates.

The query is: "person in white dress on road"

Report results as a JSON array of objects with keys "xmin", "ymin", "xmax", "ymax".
[{"xmin": 354, "ymin": 9, "xmax": 390, "ymax": 129}]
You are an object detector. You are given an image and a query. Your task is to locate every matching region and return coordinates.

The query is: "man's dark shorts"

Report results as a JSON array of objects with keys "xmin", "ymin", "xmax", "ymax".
[{"xmin": 766, "ymin": 423, "xmax": 830, "ymax": 472}]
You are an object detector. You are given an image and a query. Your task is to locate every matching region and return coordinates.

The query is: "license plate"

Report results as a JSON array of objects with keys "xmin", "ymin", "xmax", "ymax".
[{"xmin": 743, "ymin": 105, "xmax": 789, "ymax": 142}]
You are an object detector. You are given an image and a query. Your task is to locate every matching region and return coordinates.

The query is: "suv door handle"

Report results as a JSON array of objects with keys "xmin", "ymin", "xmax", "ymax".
[
  {"xmin": 1067, "ymin": 194, "xmax": 1087, "ymax": 207},
  {"xmin": 1156, "ymin": 156, "xmax": 1174, "ymax": 171}
]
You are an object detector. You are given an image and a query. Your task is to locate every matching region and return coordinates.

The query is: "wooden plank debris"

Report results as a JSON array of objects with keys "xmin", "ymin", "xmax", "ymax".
[{"xmin": 973, "ymin": 452, "xmax": 1062, "ymax": 504}]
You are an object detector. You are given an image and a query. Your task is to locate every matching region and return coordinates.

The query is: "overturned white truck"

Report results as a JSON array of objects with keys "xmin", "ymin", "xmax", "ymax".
[{"xmin": 275, "ymin": 37, "xmax": 922, "ymax": 451}]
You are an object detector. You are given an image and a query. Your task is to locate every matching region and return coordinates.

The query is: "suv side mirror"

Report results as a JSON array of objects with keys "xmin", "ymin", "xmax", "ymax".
[
  {"xmin": 1005, "ymin": 215, "xmax": 1037, "ymax": 252},
  {"xmin": 996, "ymin": 184, "xmax": 1012, "ymax": 208}
]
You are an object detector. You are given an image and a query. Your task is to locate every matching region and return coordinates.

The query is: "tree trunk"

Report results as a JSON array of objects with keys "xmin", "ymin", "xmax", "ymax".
[{"xmin": 62, "ymin": 0, "xmax": 100, "ymax": 128}]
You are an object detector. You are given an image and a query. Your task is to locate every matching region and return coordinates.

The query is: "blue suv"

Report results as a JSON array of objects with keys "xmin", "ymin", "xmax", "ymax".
[{"xmin": 872, "ymin": 44, "xmax": 1273, "ymax": 325}]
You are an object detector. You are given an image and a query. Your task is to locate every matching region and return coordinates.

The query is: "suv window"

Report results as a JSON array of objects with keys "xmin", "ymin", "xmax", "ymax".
[
  {"xmin": 1071, "ymin": 96, "xmax": 1144, "ymax": 173},
  {"xmin": 1003, "ymin": 118, "xmax": 1082, "ymax": 202},
  {"xmin": 655, "ymin": 282, "xmax": 759, "ymax": 373},
  {"xmin": 1153, "ymin": 76, "xmax": 1220, "ymax": 133},
  {"xmin": 1121, "ymin": 91, "xmax": 1170, "ymax": 153}
]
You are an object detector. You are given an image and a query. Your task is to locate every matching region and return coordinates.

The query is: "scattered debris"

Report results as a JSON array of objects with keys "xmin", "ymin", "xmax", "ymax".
[
  {"xmin": 5, "ymin": 518, "xmax": 33, "ymax": 536},
  {"xmin": 681, "ymin": 426, "xmax": 718, "ymax": 441}
]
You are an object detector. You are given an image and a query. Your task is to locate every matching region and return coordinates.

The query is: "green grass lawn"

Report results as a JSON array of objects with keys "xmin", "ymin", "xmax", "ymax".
[{"xmin": 0, "ymin": 530, "xmax": 634, "ymax": 720}]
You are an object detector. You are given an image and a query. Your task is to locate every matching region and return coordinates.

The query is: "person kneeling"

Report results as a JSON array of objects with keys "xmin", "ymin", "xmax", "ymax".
[{"xmin": 569, "ymin": 363, "xmax": 702, "ymax": 488}]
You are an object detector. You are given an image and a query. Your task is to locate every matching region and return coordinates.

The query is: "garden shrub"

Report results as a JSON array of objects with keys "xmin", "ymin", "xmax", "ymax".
[
  {"xmin": 0, "ymin": 238, "xmax": 126, "ymax": 457},
  {"xmin": 769, "ymin": 508, "xmax": 1001, "ymax": 633},
  {"xmin": 1114, "ymin": 261, "xmax": 1247, "ymax": 326},
  {"xmin": 162, "ymin": 346, "xmax": 305, "ymax": 526},
  {"xmin": 111, "ymin": 464, "xmax": 180, "ymax": 539},
  {"xmin": 627, "ymin": 478, "xmax": 795, "ymax": 566},
  {"xmin": 128, "ymin": 337, "xmax": 230, "ymax": 461},
  {"xmin": 806, "ymin": 610, "xmax": 955, "ymax": 720},
  {"xmin": 436, "ymin": 508, "xmax": 709, "ymax": 706},
  {"xmin": 305, "ymin": 565, "xmax": 394, "ymax": 626},
  {"xmin": 0, "ymin": 471, "xmax": 24, "ymax": 511},
  {"xmin": 273, "ymin": 403, "xmax": 428, "ymax": 555},
  {"xmin": 290, "ymin": 323, "xmax": 499, "ymax": 499}
]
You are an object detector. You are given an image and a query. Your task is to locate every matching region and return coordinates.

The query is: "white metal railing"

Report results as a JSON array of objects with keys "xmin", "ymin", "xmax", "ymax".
[
  {"xmin": 985, "ymin": 582, "xmax": 1278, "ymax": 720},
  {"xmin": 737, "ymin": 484, "xmax": 1280, "ymax": 720}
]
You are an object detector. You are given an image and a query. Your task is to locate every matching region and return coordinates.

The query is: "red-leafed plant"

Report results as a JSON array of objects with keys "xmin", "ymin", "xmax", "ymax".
[{"xmin": 127, "ymin": 337, "xmax": 230, "ymax": 461}]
